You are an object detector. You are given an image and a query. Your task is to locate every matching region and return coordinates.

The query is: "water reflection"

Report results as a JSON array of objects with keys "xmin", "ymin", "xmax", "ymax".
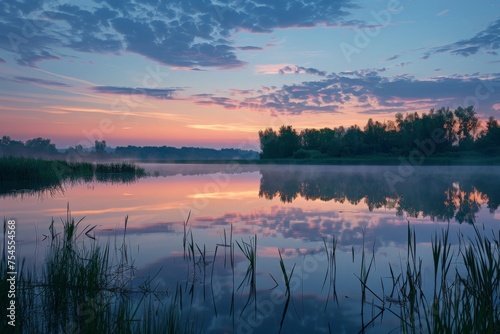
[
  {"xmin": 4, "ymin": 164, "xmax": 499, "ymax": 333},
  {"xmin": 0, "ymin": 173, "xmax": 146, "ymax": 199},
  {"xmin": 258, "ymin": 166, "xmax": 500, "ymax": 224}
]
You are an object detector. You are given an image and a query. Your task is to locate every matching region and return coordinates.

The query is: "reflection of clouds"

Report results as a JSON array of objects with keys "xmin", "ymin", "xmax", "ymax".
[
  {"xmin": 104, "ymin": 203, "xmax": 498, "ymax": 253},
  {"xmin": 188, "ymin": 206, "xmax": 498, "ymax": 253},
  {"xmin": 137, "ymin": 250, "xmax": 387, "ymax": 333},
  {"xmin": 189, "ymin": 190, "xmax": 256, "ymax": 200},
  {"xmin": 188, "ymin": 206, "xmax": 396, "ymax": 248},
  {"xmin": 97, "ymin": 221, "xmax": 179, "ymax": 236},
  {"xmin": 42, "ymin": 201, "xmax": 188, "ymax": 216}
]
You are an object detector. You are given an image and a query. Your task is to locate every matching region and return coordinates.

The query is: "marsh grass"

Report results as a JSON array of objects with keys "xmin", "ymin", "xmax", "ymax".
[
  {"xmin": 321, "ymin": 235, "xmax": 339, "ymax": 310},
  {"xmin": 422, "ymin": 225, "xmax": 500, "ymax": 333},
  {"xmin": 1, "ymin": 209, "xmax": 193, "ymax": 334},
  {"xmin": 3, "ymin": 206, "xmax": 499, "ymax": 333},
  {"xmin": 276, "ymin": 248, "xmax": 296, "ymax": 333},
  {"xmin": 376, "ymin": 223, "xmax": 500, "ymax": 334},
  {"xmin": 235, "ymin": 235, "xmax": 257, "ymax": 317},
  {"xmin": 328, "ymin": 222, "xmax": 500, "ymax": 333},
  {"xmin": 0, "ymin": 157, "xmax": 147, "ymax": 197}
]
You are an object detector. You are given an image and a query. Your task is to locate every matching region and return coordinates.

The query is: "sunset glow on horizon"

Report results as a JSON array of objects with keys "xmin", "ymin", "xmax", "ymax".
[{"xmin": 1, "ymin": 0, "xmax": 499, "ymax": 149}]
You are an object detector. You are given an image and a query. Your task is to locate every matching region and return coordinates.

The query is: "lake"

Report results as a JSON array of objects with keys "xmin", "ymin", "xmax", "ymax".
[{"xmin": 3, "ymin": 163, "xmax": 500, "ymax": 333}]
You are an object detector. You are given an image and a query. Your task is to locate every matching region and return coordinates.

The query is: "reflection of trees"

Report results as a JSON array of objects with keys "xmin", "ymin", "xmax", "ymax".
[
  {"xmin": 259, "ymin": 167, "xmax": 500, "ymax": 224},
  {"xmin": 1, "ymin": 171, "xmax": 145, "ymax": 198}
]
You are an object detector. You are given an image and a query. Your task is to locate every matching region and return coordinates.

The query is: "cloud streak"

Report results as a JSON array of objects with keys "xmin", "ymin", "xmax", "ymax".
[
  {"xmin": 427, "ymin": 18, "xmax": 500, "ymax": 57},
  {"xmin": 0, "ymin": 75, "xmax": 70, "ymax": 87},
  {"xmin": 90, "ymin": 86, "xmax": 183, "ymax": 99},
  {"xmin": 255, "ymin": 64, "xmax": 327, "ymax": 76}
]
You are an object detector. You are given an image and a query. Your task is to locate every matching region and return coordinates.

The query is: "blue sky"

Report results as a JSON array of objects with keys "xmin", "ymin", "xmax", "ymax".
[{"xmin": 0, "ymin": 0, "xmax": 499, "ymax": 148}]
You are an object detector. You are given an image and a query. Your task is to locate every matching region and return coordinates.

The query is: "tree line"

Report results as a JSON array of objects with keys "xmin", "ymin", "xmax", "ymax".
[
  {"xmin": 0, "ymin": 137, "xmax": 259, "ymax": 161},
  {"xmin": 0, "ymin": 136, "xmax": 59, "ymax": 157},
  {"xmin": 258, "ymin": 106, "xmax": 500, "ymax": 159},
  {"xmin": 114, "ymin": 145, "xmax": 259, "ymax": 160}
]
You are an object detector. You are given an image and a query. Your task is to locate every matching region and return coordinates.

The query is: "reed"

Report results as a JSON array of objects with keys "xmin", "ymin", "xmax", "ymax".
[
  {"xmin": 1, "ymin": 209, "xmax": 192, "ymax": 333},
  {"xmin": 382, "ymin": 224, "xmax": 499, "ymax": 333},
  {"xmin": 277, "ymin": 248, "xmax": 296, "ymax": 333},
  {"xmin": 3, "ymin": 206, "xmax": 498, "ymax": 333},
  {"xmin": 236, "ymin": 235, "xmax": 257, "ymax": 316},
  {"xmin": 322, "ymin": 235, "xmax": 338, "ymax": 308}
]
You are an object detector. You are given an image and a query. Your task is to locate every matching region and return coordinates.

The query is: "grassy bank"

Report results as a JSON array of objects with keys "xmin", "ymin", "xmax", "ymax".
[{"xmin": 0, "ymin": 157, "xmax": 147, "ymax": 196}]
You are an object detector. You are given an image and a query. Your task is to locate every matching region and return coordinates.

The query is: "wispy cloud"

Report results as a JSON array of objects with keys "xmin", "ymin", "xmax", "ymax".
[
  {"xmin": 254, "ymin": 64, "xmax": 298, "ymax": 75},
  {"xmin": 385, "ymin": 55, "xmax": 400, "ymax": 61},
  {"xmin": 90, "ymin": 86, "xmax": 184, "ymax": 99},
  {"xmin": 48, "ymin": 106, "xmax": 193, "ymax": 122},
  {"xmin": 237, "ymin": 46, "xmax": 263, "ymax": 51},
  {"xmin": 0, "ymin": 75, "xmax": 70, "ymax": 87},
  {"xmin": 254, "ymin": 64, "xmax": 327, "ymax": 76},
  {"xmin": 436, "ymin": 9, "xmax": 450, "ymax": 16},
  {"xmin": 34, "ymin": 68, "xmax": 98, "ymax": 86},
  {"xmin": 187, "ymin": 124, "xmax": 263, "ymax": 133},
  {"xmin": 426, "ymin": 18, "xmax": 500, "ymax": 57}
]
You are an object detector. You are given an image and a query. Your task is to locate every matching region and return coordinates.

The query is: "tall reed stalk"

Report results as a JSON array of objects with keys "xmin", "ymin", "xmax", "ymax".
[{"xmin": 1, "ymin": 208, "xmax": 193, "ymax": 333}]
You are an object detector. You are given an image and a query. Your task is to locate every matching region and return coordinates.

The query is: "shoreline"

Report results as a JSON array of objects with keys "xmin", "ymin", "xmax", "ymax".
[
  {"xmin": 134, "ymin": 155, "xmax": 500, "ymax": 166},
  {"xmin": 1, "ymin": 155, "xmax": 500, "ymax": 166}
]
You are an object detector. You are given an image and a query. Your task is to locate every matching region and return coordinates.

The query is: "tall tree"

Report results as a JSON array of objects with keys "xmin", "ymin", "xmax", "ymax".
[
  {"xmin": 454, "ymin": 106, "xmax": 479, "ymax": 148},
  {"xmin": 259, "ymin": 128, "xmax": 280, "ymax": 159},
  {"xmin": 300, "ymin": 128, "xmax": 321, "ymax": 151},
  {"xmin": 26, "ymin": 137, "xmax": 57, "ymax": 155},
  {"xmin": 343, "ymin": 125, "xmax": 365, "ymax": 155},
  {"xmin": 475, "ymin": 116, "xmax": 500, "ymax": 153},
  {"xmin": 278, "ymin": 125, "xmax": 300, "ymax": 158},
  {"xmin": 364, "ymin": 118, "xmax": 387, "ymax": 153},
  {"xmin": 95, "ymin": 140, "xmax": 107, "ymax": 154}
]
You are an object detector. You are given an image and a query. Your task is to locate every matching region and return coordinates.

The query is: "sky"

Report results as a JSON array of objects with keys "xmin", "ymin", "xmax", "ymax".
[{"xmin": 0, "ymin": 0, "xmax": 499, "ymax": 149}]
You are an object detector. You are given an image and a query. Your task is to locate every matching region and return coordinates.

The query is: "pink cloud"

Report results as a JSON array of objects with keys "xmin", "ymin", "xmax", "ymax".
[{"xmin": 254, "ymin": 63, "xmax": 296, "ymax": 75}]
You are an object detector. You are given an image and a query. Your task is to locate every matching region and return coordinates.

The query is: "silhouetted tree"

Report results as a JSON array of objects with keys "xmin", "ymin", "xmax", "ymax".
[
  {"xmin": 454, "ymin": 106, "xmax": 479, "ymax": 149},
  {"xmin": 278, "ymin": 125, "xmax": 300, "ymax": 158},
  {"xmin": 475, "ymin": 116, "xmax": 500, "ymax": 154},
  {"xmin": 259, "ymin": 128, "xmax": 280, "ymax": 159},
  {"xmin": 258, "ymin": 106, "xmax": 496, "ymax": 159},
  {"xmin": 343, "ymin": 125, "xmax": 365, "ymax": 155},
  {"xmin": 1, "ymin": 136, "xmax": 11, "ymax": 145},
  {"xmin": 25, "ymin": 137, "xmax": 57, "ymax": 155},
  {"xmin": 94, "ymin": 140, "xmax": 107, "ymax": 154},
  {"xmin": 300, "ymin": 129, "xmax": 321, "ymax": 151}
]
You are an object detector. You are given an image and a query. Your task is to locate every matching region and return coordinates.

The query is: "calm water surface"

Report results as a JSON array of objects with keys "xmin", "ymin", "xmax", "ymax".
[{"xmin": 2, "ymin": 164, "xmax": 499, "ymax": 333}]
